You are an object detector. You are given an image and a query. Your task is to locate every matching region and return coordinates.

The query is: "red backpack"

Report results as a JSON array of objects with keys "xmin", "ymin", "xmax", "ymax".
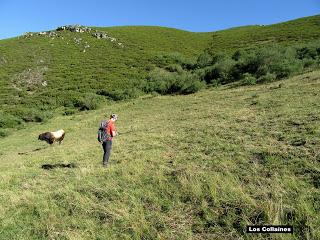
[{"xmin": 97, "ymin": 120, "xmax": 110, "ymax": 142}]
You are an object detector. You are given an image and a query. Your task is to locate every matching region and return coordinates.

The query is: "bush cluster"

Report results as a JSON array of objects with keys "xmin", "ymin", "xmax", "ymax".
[
  {"xmin": 195, "ymin": 41, "xmax": 320, "ymax": 85},
  {"xmin": 144, "ymin": 68, "xmax": 205, "ymax": 95},
  {"xmin": 153, "ymin": 52, "xmax": 195, "ymax": 70},
  {"xmin": 4, "ymin": 108, "xmax": 52, "ymax": 124},
  {"xmin": 151, "ymin": 41, "xmax": 320, "ymax": 90},
  {"xmin": 73, "ymin": 94, "xmax": 100, "ymax": 111},
  {"xmin": 0, "ymin": 112, "xmax": 22, "ymax": 128}
]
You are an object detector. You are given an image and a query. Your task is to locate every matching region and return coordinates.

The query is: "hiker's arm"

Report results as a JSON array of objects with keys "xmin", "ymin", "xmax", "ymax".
[{"xmin": 111, "ymin": 124, "xmax": 117, "ymax": 137}]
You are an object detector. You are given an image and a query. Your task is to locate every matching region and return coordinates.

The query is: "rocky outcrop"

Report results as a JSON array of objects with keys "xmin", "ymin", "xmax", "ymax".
[
  {"xmin": 21, "ymin": 25, "xmax": 124, "ymax": 48},
  {"xmin": 56, "ymin": 25, "xmax": 92, "ymax": 33},
  {"xmin": 92, "ymin": 32, "xmax": 116, "ymax": 42},
  {"xmin": 22, "ymin": 31, "xmax": 57, "ymax": 38},
  {"xmin": 56, "ymin": 25, "xmax": 123, "ymax": 46},
  {"xmin": 11, "ymin": 66, "xmax": 48, "ymax": 92},
  {"xmin": 92, "ymin": 32, "xmax": 108, "ymax": 39}
]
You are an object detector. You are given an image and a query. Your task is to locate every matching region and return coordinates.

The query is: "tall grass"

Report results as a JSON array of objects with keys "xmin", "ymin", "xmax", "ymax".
[{"xmin": 0, "ymin": 71, "xmax": 319, "ymax": 239}]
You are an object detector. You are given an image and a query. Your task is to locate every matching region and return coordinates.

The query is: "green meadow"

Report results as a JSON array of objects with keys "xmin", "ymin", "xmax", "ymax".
[{"xmin": 0, "ymin": 70, "xmax": 319, "ymax": 239}]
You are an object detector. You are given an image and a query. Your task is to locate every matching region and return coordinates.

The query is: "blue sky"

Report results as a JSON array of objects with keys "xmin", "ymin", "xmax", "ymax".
[{"xmin": 0, "ymin": 0, "xmax": 319, "ymax": 39}]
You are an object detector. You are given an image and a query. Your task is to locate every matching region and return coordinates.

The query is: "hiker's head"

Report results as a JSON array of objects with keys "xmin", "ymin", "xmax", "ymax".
[{"xmin": 110, "ymin": 113, "xmax": 118, "ymax": 122}]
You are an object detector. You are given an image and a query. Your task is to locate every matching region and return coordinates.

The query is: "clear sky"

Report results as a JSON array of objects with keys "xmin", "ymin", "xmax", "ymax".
[{"xmin": 0, "ymin": 0, "xmax": 319, "ymax": 39}]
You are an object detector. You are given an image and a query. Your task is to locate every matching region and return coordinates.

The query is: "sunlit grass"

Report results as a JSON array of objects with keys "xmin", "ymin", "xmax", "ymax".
[{"xmin": 0, "ymin": 71, "xmax": 319, "ymax": 239}]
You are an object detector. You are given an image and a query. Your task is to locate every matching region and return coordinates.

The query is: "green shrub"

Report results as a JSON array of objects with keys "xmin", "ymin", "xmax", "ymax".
[
  {"xmin": 203, "ymin": 49, "xmax": 226, "ymax": 64},
  {"xmin": 237, "ymin": 48, "xmax": 272, "ymax": 77},
  {"xmin": 196, "ymin": 52, "xmax": 213, "ymax": 68},
  {"xmin": 22, "ymin": 111, "xmax": 45, "ymax": 122},
  {"xmin": 0, "ymin": 129, "xmax": 9, "ymax": 138},
  {"xmin": 153, "ymin": 53, "xmax": 195, "ymax": 70},
  {"xmin": 145, "ymin": 69, "xmax": 175, "ymax": 94},
  {"xmin": 0, "ymin": 113, "xmax": 22, "ymax": 128},
  {"xmin": 258, "ymin": 72, "xmax": 277, "ymax": 83},
  {"xmin": 215, "ymin": 59, "xmax": 237, "ymax": 83},
  {"xmin": 296, "ymin": 46, "xmax": 317, "ymax": 60},
  {"xmin": 145, "ymin": 69, "xmax": 204, "ymax": 95},
  {"xmin": 7, "ymin": 107, "xmax": 49, "ymax": 123},
  {"xmin": 243, "ymin": 73, "xmax": 257, "ymax": 85},
  {"xmin": 164, "ymin": 64, "xmax": 184, "ymax": 74},
  {"xmin": 202, "ymin": 59, "xmax": 236, "ymax": 84},
  {"xmin": 270, "ymin": 59, "xmax": 303, "ymax": 79},
  {"xmin": 301, "ymin": 58, "xmax": 317, "ymax": 68},
  {"xmin": 56, "ymin": 92, "xmax": 82, "ymax": 108},
  {"xmin": 203, "ymin": 66, "xmax": 220, "ymax": 83},
  {"xmin": 22, "ymin": 110, "xmax": 51, "ymax": 122},
  {"xmin": 194, "ymin": 68, "xmax": 207, "ymax": 80},
  {"xmin": 153, "ymin": 41, "xmax": 320, "ymax": 89},
  {"xmin": 232, "ymin": 49, "xmax": 245, "ymax": 61},
  {"xmin": 74, "ymin": 94, "xmax": 100, "ymax": 110},
  {"xmin": 179, "ymin": 74, "xmax": 205, "ymax": 94},
  {"xmin": 229, "ymin": 45, "xmax": 305, "ymax": 82}
]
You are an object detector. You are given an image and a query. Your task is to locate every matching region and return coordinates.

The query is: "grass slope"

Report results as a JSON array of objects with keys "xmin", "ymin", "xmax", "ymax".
[
  {"xmin": 0, "ymin": 15, "xmax": 320, "ymax": 131},
  {"xmin": 0, "ymin": 71, "xmax": 319, "ymax": 239},
  {"xmin": 208, "ymin": 15, "xmax": 320, "ymax": 53},
  {"xmin": 0, "ymin": 25, "xmax": 212, "ymax": 128}
]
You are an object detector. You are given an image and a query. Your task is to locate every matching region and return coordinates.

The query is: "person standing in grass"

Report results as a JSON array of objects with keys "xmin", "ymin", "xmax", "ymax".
[{"xmin": 99, "ymin": 114, "xmax": 118, "ymax": 167}]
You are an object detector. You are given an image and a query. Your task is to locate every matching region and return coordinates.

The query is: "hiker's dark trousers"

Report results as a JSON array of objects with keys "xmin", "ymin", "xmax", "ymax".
[{"xmin": 102, "ymin": 140, "xmax": 112, "ymax": 166}]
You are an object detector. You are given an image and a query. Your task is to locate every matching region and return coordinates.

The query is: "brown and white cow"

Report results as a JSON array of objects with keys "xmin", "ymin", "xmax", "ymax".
[{"xmin": 38, "ymin": 129, "xmax": 65, "ymax": 145}]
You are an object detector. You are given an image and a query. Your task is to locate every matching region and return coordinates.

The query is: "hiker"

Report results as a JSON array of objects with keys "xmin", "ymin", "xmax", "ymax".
[{"xmin": 98, "ymin": 114, "xmax": 118, "ymax": 167}]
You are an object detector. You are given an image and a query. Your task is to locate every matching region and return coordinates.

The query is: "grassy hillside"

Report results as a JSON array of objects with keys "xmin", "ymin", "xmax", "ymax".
[
  {"xmin": 208, "ymin": 15, "xmax": 320, "ymax": 53},
  {"xmin": 0, "ymin": 71, "xmax": 319, "ymax": 239},
  {"xmin": 0, "ymin": 25, "xmax": 212, "ymax": 130},
  {"xmin": 0, "ymin": 15, "xmax": 320, "ymax": 133}
]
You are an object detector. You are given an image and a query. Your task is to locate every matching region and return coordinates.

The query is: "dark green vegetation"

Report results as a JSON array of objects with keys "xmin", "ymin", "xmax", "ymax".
[
  {"xmin": 194, "ymin": 41, "xmax": 320, "ymax": 85},
  {"xmin": 0, "ymin": 15, "xmax": 320, "ymax": 133},
  {"xmin": 149, "ymin": 40, "xmax": 320, "ymax": 91},
  {"xmin": 0, "ymin": 71, "xmax": 319, "ymax": 239}
]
